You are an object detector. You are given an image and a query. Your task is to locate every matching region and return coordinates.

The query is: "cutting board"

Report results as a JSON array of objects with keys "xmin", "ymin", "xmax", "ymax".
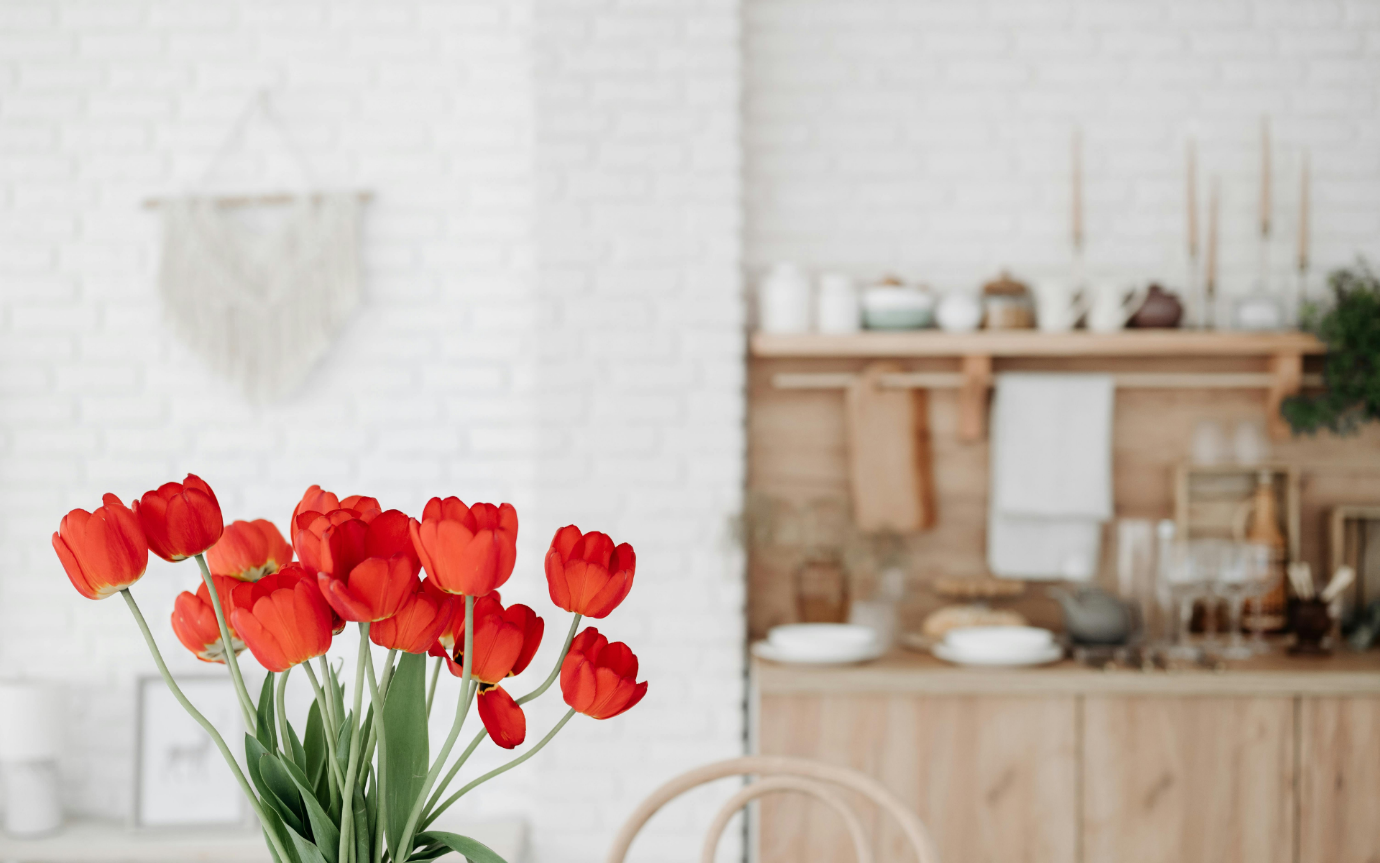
[{"xmin": 846, "ymin": 361, "xmax": 936, "ymax": 532}]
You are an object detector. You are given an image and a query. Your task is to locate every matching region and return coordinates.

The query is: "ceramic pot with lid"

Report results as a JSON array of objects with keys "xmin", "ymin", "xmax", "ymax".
[{"xmin": 1127, "ymin": 284, "xmax": 1184, "ymax": 328}]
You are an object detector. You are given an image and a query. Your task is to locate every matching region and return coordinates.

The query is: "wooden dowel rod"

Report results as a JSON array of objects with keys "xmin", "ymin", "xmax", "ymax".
[{"xmin": 772, "ymin": 372, "xmax": 1323, "ymax": 391}]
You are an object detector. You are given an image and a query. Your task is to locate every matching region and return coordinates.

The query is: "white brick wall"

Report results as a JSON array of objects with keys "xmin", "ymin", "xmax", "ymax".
[
  {"xmin": 746, "ymin": 0, "xmax": 1380, "ymax": 296},
  {"xmin": 0, "ymin": 2, "xmax": 744, "ymax": 862}
]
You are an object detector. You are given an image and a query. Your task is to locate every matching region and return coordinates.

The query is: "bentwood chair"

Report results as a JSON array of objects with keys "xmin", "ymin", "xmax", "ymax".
[{"xmin": 605, "ymin": 755, "xmax": 941, "ymax": 863}]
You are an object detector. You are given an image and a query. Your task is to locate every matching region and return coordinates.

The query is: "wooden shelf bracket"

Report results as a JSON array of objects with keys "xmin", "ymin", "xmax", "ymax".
[
  {"xmin": 957, "ymin": 355, "xmax": 992, "ymax": 443},
  {"xmin": 1265, "ymin": 352, "xmax": 1303, "ymax": 442}
]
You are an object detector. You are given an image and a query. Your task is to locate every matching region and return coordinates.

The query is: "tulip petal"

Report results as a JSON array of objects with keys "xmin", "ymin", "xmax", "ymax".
[{"xmin": 477, "ymin": 687, "xmax": 526, "ymax": 749}]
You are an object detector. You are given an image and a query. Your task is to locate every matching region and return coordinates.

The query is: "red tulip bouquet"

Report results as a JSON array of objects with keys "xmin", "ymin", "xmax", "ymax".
[{"xmin": 53, "ymin": 476, "xmax": 645, "ymax": 863}]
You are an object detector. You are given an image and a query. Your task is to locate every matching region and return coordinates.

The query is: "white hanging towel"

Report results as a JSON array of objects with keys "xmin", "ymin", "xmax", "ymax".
[
  {"xmin": 157, "ymin": 193, "xmax": 362, "ymax": 403},
  {"xmin": 987, "ymin": 372, "xmax": 1115, "ymax": 580}
]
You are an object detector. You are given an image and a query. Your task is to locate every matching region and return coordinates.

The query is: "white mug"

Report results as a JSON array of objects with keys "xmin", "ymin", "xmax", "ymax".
[
  {"xmin": 1032, "ymin": 279, "xmax": 1088, "ymax": 332},
  {"xmin": 1087, "ymin": 283, "xmax": 1147, "ymax": 333}
]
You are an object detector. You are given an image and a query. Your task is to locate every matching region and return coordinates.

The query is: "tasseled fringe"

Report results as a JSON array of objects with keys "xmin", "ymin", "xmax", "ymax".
[{"xmin": 157, "ymin": 193, "xmax": 362, "ymax": 403}]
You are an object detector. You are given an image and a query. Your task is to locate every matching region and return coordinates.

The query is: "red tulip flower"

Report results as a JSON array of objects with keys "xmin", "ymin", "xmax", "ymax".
[
  {"xmin": 205, "ymin": 519, "xmax": 293, "ymax": 582},
  {"xmin": 545, "ymin": 526, "xmax": 636, "ymax": 619},
  {"xmin": 231, "ymin": 571, "xmax": 335, "ymax": 673},
  {"xmin": 316, "ymin": 510, "xmax": 421, "ymax": 622},
  {"xmin": 560, "ymin": 627, "xmax": 647, "ymax": 720},
  {"xmin": 134, "ymin": 474, "xmax": 224, "ymax": 562},
  {"xmin": 371, "ymin": 586, "xmax": 455, "ymax": 654},
  {"xmin": 433, "ymin": 592, "xmax": 544, "ymax": 748},
  {"xmin": 53, "ymin": 493, "xmax": 149, "ymax": 600},
  {"xmin": 291, "ymin": 485, "xmax": 381, "ymax": 530},
  {"xmin": 410, "ymin": 497, "xmax": 518, "ymax": 597},
  {"xmin": 171, "ymin": 574, "xmax": 247, "ymax": 663}
]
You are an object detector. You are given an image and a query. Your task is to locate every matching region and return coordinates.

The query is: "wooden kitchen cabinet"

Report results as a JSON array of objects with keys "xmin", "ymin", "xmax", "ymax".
[
  {"xmin": 1298, "ymin": 697, "xmax": 1380, "ymax": 863},
  {"xmin": 1082, "ymin": 696, "xmax": 1295, "ymax": 863},
  {"xmin": 757, "ymin": 693, "xmax": 1077, "ymax": 863},
  {"xmin": 752, "ymin": 652, "xmax": 1380, "ymax": 863}
]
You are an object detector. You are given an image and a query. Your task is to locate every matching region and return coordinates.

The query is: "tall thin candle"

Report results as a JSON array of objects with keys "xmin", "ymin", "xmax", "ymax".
[
  {"xmin": 1260, "ymin": 117, "xmax": 1271, "ymax": 238},
  {"xmin": 1298, "ymin": 152, "xmax": 1310, "ymax": 272},
  {"xmin": 1072, "ymin": 127, "xmax": 1083, "ymax": 253},
  {"xmin": 1187, "ymin": 139, "xmax": 1198, "ymax": 259},
  {"xmin": 1207, "ymin": 178, "xmax": 1219, "ymax": 295}
]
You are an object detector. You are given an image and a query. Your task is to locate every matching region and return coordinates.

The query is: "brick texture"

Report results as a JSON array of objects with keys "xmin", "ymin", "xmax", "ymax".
[
  {"xmin": 746, "ymin": 0, "xmax": 1380, "ymax": 296},
  {"xmin": 0, "ymin": 2, "xmax": 744, "ymax": 861}
]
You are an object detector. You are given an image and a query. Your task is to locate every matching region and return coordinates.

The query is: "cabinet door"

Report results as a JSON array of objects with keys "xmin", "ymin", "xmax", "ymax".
[
  {"xmin": 1082, "ymin": 696, "xmax": 1295, "ymax": 863},
  {"xmin": 757, "ymin": 693, "xmax": 1077, "ymax": 863},
  {"xmin": 1298, "ymin": 697, "xmax": 1380, "ymax": 863}
]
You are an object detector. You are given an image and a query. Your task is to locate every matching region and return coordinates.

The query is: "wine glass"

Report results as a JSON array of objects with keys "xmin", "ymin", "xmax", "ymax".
[
  {"xmin": 1239, "ymin": 542, "xmax": 1277, "ymax": 654},
  {"xmin": 1190, "ymin": 539, "xmax": 1228, "ymax": 649},
  {"xmin": 1215, "ymin": 543, "xmax": 1255, "ymax": 660},
  {"xmin": 1160, "ymin": 540, "xmax": 1206, "ymax": 659}
]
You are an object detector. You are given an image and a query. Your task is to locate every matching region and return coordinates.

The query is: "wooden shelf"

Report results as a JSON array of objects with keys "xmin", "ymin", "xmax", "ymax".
[
  {"xmin": 752, "ymin": 648, "xmax": 1380, "ymax": 697},
  {"xmin": 750, "ymin": 330, "xmax": 1325, "ymax": 358},
  {"xmin": 752, "ymin": 329, "xmax": 1324, "ymax": 441}
]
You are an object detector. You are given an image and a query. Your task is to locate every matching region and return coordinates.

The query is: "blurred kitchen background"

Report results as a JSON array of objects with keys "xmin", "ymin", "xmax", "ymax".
[{"xmin": 0, "ymin": 1, "xmax": 1378, "ymax": 862}]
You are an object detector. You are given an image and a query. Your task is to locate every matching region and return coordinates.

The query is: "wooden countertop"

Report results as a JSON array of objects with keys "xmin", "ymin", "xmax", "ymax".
[{"xmin": 752, "ymin": 648, "xmax": 1380, "ymax": 697}]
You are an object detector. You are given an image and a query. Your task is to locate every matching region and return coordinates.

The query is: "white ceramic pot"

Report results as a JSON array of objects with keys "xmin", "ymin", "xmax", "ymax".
[
  {"xmin": 758, "ymin": 263, "xmax": 811, "ymax": 333},
  {"xmin": 861, "ymin": 286, "xmax": 934, "ymax": 330},
  {"xmin": 935, "ymin": 292, "xmax": 983, "ymax": 332},
  {"xmin": 1032, "ymin": 278, "xmax": 1088, "ymax": 332},
  {"xmin": 815, "ymin": 272, "xmax": 860, "ymax": 333}
]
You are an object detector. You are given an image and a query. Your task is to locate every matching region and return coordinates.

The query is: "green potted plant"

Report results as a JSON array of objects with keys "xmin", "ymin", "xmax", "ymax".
[{"xmin": 1283, "ymin": 262, "xmax": 1380, "ymax": 436}]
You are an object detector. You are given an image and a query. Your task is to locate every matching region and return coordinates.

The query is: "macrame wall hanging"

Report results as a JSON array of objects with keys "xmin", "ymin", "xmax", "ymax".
[{"xmin": 145, "ymin": 92, "xmax": 371, "ymax": 403}]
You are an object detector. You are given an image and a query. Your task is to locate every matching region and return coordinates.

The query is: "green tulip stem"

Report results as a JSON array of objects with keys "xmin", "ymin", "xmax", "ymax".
[
  {"xmin": 317, "ymin": 655, "xmax": 341, "ymax": 732},
  {"xmin": 518, "ymin": 613, "xmax": 581, "ymax": 706},
  {"xmin": 121, "ymin": 588, "xmax": 293, "ymax": 863},
  {"xmin": 397, "ymin": 596, "xmax": 474, "ymax": 863},
  {"xmin": 426, "ymin": 655, "xmax": 442, "ymax": 717},
  {"xmin": 337, "ymin": 625, "xmax": 370, "ymax": 863},
  {"xmin": 275, "ymin": 666, "xmax": 291, "ymax": 758},
  {"xmin": 362, "ymin": 626, "xmax": 388, "ymax": 863},
  {"xmin": 420, "ymin": 611, "xmax": 583, "ymax": 823},
  {"xmin": 301, "ymin": 660, "xmax": 346, "ymax": 797},
  {"xmin": 194, "ymin": 553, "xmax": 256, "ymax": 732},
  {"xmin": 356, "ymin": 647, "xmax": 398, "ymax": 780},
  {"xmin": 423, "ymin": 709, "xmax": 576, "ymax": 830}
]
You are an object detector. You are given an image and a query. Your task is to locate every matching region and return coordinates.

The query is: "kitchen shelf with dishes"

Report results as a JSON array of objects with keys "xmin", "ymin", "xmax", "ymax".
[{"xmin": 751, "ymin": 329, "xmax": 1326, "ymax": 441}]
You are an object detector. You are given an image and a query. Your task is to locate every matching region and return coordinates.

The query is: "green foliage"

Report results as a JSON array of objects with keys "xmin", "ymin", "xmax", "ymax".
[
  {"xmin": 1283, "ymin": 261, "xmax": 1380, "ymax": 436},
  {"xmin": 413, "ymin": 831, "xmax": 510, "ymax": 863},
  {"xmin": 257, "ymin": 673, "xmax": 278, "ymax": 751},
  {"xmin": 383, "ymin": 653, "xmax": 430, "ymax": 861}
]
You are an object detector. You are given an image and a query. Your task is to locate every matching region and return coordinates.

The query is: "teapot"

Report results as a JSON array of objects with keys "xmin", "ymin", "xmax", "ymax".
[
  {"xmin": 1127, "ymin": 283, "xmax": 1184, "ymax": 328},
  {"xmin": 1047, "ymin": 585, "xmax": 1136, "ymax": 645},
  {"xmin": 1032, "ymin": 278, "xmax": 1088, "ymax": 332}
]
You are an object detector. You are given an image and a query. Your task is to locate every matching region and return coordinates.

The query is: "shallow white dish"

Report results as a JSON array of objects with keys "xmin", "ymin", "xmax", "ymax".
[
  {"xmin": 768, "ymin": 623, "xmax": 878, "ymax": 654},
  {"xmin": 752, "ymin": 639, "xmax": 886, "ymax": 666},
  {"xmin": 931, "ymin": 642, "xmax": 1064, "ymax": 667},
  {"xmin": 944, "ymin": 625, "xmax": 1053, "ymax": 655}
]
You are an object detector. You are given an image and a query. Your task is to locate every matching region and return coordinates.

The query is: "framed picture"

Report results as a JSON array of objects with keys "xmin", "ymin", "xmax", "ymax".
[{"xmin": 135, "ymin": 676, "xmax": 246, "ymax": 827}]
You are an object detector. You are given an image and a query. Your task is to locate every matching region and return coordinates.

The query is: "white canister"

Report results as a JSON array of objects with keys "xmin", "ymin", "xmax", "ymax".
[
  {"xmin": 935, "ymin": 292, "xmax": 983, "ymax": 332},
  {"xmin": 815, "ymin": 272, "xmax": 860, "ymax": 333},
  {"xmin": 0, "ymin": 682, "xmax": 62, "ymax": 836},
  {"xmin": 758, "ymin": 263, "xmax": 811, "ymax": 333}
]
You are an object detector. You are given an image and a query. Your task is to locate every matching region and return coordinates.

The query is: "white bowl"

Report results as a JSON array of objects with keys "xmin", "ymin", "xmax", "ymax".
[
  {"xmin": 769, "ymin": 623, "xmax": 879, "ymax": 655},
  {"xmin": 943, "ymin": 626, "xmax": 1053, "ymax": 655}
]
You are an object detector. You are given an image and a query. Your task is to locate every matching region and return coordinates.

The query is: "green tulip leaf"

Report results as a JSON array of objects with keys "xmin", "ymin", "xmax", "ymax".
[
  {"xmin": 281, "ymin": 754, "xmax": 340, "ymax": 863},
  {"xmin": 257, "ymin": 672, "xmax": 277, "ymax": 751},
  {"xmin": 258, "ymin": 751, "xmax": 307, "ymax": 836},
  {"xmin": 383, "ymin": 652, "xmax": 429, "ymax": 861},
  {"xmin": 284, "ymin": 821, "xmax": 330, "ymax": 863},
  {"xmin": 413, "ymin": 831, "xmax": 509, "ymax": 863}
]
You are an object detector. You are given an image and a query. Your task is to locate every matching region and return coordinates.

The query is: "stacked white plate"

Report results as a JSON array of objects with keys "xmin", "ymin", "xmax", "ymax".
[
  {"xmin": 752, "ymin": 624, "xmax": 885, "ymax": 665},
  {"xmin": 930, "ymin": 626, "xmax": 1063, "ymax": 667}
]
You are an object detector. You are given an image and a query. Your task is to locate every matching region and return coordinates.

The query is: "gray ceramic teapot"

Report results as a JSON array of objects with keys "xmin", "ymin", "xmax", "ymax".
[{"xmin": 1048, "ymin": 585, "xmax": 1136, "ymax": 645}]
